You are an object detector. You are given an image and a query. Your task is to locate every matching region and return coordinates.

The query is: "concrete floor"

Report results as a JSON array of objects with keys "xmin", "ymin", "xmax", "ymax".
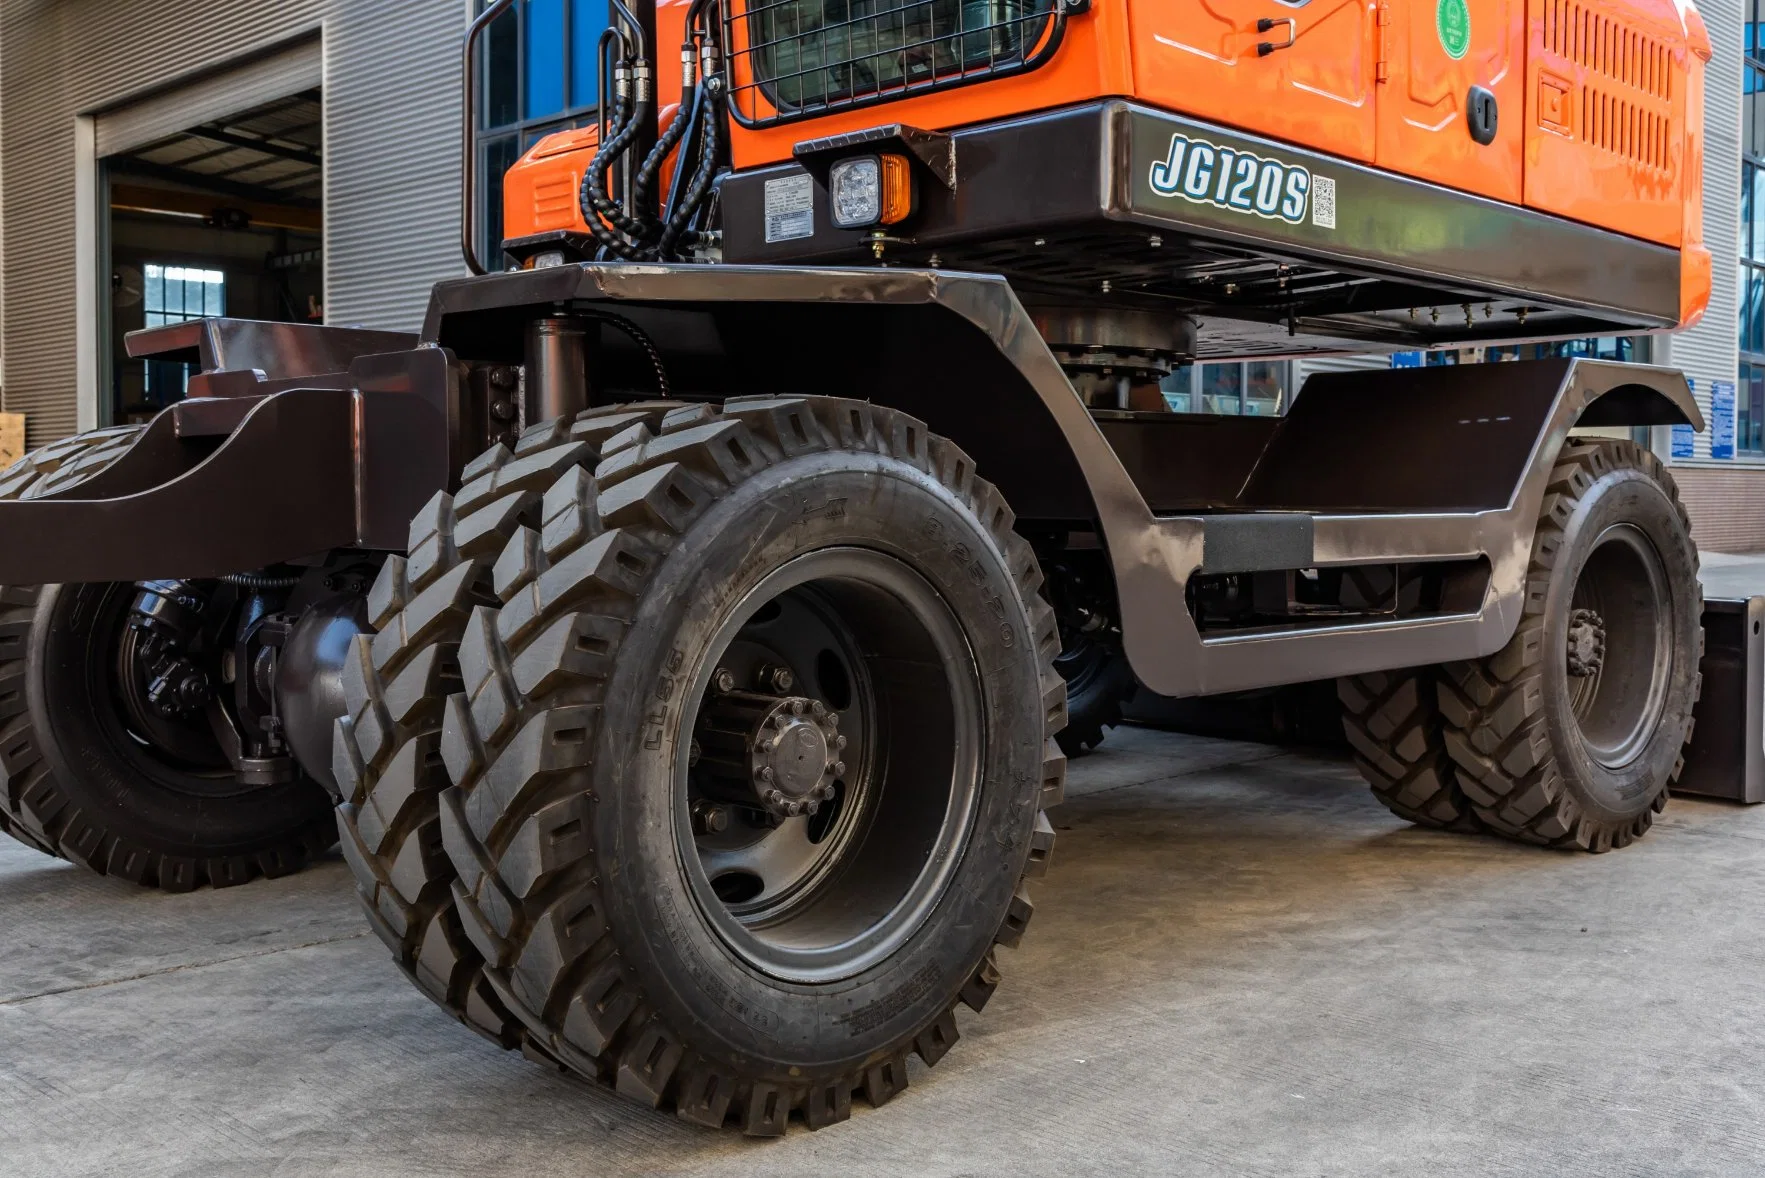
[{"xmin": 4, "ymin": 723, "xmax": 1765, "ymax": 1176}]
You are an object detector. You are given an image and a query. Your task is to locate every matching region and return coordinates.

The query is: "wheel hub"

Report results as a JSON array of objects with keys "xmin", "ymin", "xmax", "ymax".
[
  {"xmin": 753, "ymin": 698, "xmax": 843, "ymax": 816},
  {"xmin": 1566, "ymin": 607, "xmax": 1606, "ymax": 678},
  {"xmin": 698, "ymin": 685, "xmax": 846, "ymax": 819}
]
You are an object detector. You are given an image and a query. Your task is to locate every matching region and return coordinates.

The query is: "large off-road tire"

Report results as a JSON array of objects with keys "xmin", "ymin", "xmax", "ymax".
[
  {"xmin": 1053, "ymin": 633, "xmax": 1135, "ymax": 756},
  {"xmin": 0, "ymin": 426, "xmax": 335, "ymax": 889},
  {"xmin": 1438, "ymin": 440, "xmax": 1701, "ymax": 852},
  {"xmin": 1338, "ymin": 668, "xmax": 1478, "ymax": 831},
  {"xmin": 334, "ymin": 405, "xmax": 681, "ymax": 1045},
  {"xmin": 438, "ymin": 397, "xmax": 1065, "ymax": 1134}
]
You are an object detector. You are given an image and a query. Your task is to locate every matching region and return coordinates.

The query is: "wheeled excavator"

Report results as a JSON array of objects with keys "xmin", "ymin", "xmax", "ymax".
[{"xmin": 0, "ymin": 0, "xmax": 1718, "ymax": 1134}]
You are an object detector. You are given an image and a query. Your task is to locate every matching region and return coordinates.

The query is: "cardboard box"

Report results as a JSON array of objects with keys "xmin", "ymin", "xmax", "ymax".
[{"xmin": 0, "ymin": 413, "xmax": 23, "ymax": 470}]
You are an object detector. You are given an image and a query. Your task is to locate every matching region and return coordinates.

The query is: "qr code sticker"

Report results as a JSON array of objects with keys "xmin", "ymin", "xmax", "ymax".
[{"xmin": 1311, "ymin": 175, "xmax": 1337, "ymax": 230}]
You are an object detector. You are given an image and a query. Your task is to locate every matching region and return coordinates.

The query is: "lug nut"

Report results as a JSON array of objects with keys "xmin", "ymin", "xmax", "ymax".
[
  {"xmin": 832, "ymin": 761, "xmax": 846, "ymax": 778},
  {"xmin": 764, "ymin": 788, "xmax": 785, "ymax": 808},
  {"xmin": 691, "ymin": 801, "xmax": 731, "ymax": 835},
  {"xmin": 762, "ymin": 665, "xmax": 794, "ymax": 693},
  {"xmin": 835, "ymin": 734, "xmax": 848, "ymax": 750},
  {"xmin": 712, "ymin": 666, "xmax": 736, "ymax": 694},
  {"xmin": 785, "ymin": 799, "xmax": 804, "ymax": 817},
  {"xmin": 759, "ymin": 765, "xmax": 775, "ymax": 782}
]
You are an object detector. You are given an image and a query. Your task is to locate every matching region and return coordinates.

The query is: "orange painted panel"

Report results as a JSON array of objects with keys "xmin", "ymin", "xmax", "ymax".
[
  {"xmin": 725, "ymin": 0, "xmax": 1129, "ymax": 171},
  {"xmin": 1375, "ymin": 0, "xmax": 1524, "ymax": 204},
  {"xmin": 1129, "ymin": 0, "xmax": 1377, "ymax": 164},
  {"xmin": 1522, "ymin": 0, "xmax": 1689, "ymax": 246}
]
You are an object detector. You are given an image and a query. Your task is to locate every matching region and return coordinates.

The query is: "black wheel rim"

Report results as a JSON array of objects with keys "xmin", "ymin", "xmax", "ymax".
[
  {"xmin": 88, "ymin": 583, "xmax": 248, "ymax": 798},
  {"xmin": 1566, "ymin": 522, "xmax": 1672, "ymax": 769},
  {"xmin": 674, "ymin": 548, "xmax": 984, "ymax": 984}
]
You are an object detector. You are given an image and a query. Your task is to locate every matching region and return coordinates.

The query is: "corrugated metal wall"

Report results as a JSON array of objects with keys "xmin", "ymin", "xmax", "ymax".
[
  {"xmin": 1654, "ymin": 2, "xmax": 1765, "ymax": 553},
  {"xmin": 1658, "ymin": 3, "xmax": 1743, "ymax": 461},
  {"xmin": 0, "ymin": 0, "xmax": 466, "ymax": 446},
  {"xmin": 324, "ymin": 1, "xmax": 465, "ymax": 331}
]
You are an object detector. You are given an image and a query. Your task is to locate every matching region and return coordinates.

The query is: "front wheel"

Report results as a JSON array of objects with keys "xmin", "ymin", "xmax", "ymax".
[{"xmin": 439, "ymin": 397, "xmax": 1066, "ymax": 1133}]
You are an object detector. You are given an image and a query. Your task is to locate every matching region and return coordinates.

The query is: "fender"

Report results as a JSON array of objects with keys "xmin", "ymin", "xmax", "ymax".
[{"xmin": 0, "ymin": 264, "xmax": 1705, "ymax": 701}]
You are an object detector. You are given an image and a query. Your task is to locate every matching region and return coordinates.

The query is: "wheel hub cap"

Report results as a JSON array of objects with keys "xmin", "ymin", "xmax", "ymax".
[
  {"xmin": 1566, "ymin": 608, "xmax": 1606, "ymax": 678},
  {"xmin": 751, "ymin": 698, "xmax": 843, "ymax": 816},
  {"xmin": 698, "ymin": 687, "xmax": 847, "ymax": 819}
]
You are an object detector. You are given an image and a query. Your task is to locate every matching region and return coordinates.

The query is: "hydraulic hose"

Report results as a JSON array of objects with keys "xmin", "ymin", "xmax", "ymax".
[
  {"xmin": 581, "ymin": 87, "xmax": 651, "ymax": 255},
  {"xmin": 581, "ymin": 310, "xmax": 671, "ymax": 397},
  {"xmin": 631, "ymin": 46, "xmax": 699, "ymax": 235},
  {"xmin": 657, "ymin": 82, "xmax": 708, "ymax": 238},
  {"xmin": 657, "ymin": 78, "xmax": 723, "ymax": 259}
]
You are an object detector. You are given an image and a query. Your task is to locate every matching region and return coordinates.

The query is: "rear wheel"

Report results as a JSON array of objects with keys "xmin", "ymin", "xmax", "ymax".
[
  {"xmin": 1338, "ymin": 668, "xmax": 1478, "ymax": 831},
  {"xmin": 1438, "ymin": 441, "xmax": 1701, "ymax": 851},
  {"xmin": 0, "ymin": 427, "xmax": 335, "ymax": 889},
  {"xmin": 439, "ymin": 397, "xmax": 1065, "ymax": 1133},
  {"xmin": 1047, "ymin": 555, "xmax": 1134, "ymax": 756},
  {"xmin": 1053, "ymin": 632, "xmax": 1135, "ymax": 756}
]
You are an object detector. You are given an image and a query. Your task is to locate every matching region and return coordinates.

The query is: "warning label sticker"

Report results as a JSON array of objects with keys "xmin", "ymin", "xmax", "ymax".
[{"xmin": 764, "ymin": 174, "xmax": 815, "ymax": 243}]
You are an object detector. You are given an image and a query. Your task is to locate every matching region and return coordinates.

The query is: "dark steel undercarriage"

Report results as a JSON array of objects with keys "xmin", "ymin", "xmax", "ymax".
[{"xmin": 0, "ymin": 257, "xmax": 1700, "ymax": 714}]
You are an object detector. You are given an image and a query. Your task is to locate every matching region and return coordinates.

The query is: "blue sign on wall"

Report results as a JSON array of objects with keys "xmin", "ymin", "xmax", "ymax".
[
  {"xmin": 1390, "ymin": 352, "xmax": 1425, "ymax": 369},
  {"xmin": 1669, "ymin": 377, "xmax": 1697, "ymax": 459},
  {"xmin": 1711, "ymin": 380, "xmax": 1736, "ymax": 460}
]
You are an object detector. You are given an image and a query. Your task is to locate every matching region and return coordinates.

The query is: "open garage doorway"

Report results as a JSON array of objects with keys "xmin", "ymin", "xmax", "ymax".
[{"xmin": 99, "ymin": 72, "xmax": 322, "ymax": 425}]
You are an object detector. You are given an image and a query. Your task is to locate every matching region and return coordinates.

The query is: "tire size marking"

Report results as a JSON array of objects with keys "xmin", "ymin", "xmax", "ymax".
[
  {"xmin": 1148, "ymin": 133, "xmax": 1314, "ymax": 226},
  {"xmin": 654, "ymin": 887, "xmax": 779, "ymax": 1032},
  {"xmin": 798, "ymin": 496, "xmax": 848, "ymax": 523},
  {"xmin": 920, "ymin": 515, "xmax": 1016, "ymax": 650},
  {"xmin": 835, "ymin": 960, "xmax": 941, "ymax": 1036},
  {"xmin": 643, "ymin": 648, "xmax": 687, "ymax": 752}
]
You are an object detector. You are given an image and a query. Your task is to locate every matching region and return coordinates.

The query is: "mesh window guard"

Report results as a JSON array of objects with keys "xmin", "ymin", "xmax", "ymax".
[{"xmin": 722, "ymin": 0, "xmax": 1070, "ymax": 127}]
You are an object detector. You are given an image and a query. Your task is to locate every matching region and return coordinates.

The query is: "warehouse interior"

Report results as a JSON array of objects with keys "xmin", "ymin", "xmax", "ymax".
[{"xmin": 103, "ymin": 89, "xmax": 323, "ymax": 424}]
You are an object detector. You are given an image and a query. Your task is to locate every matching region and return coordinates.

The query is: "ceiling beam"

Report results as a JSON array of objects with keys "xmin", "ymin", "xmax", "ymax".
[
  {"xmin": 190, "ymin": 124, "xmax": 322, "ymax": 168},
  {"xmin": 109, "ymin": 182, "xmax": 321, "ymax": 233},
  {"xmin": 106, "ymin": 155, "xmax": 320, "ymax": 210}
]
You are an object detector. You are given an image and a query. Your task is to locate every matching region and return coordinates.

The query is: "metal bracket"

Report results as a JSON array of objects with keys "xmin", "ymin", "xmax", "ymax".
[{"xmin": 793, "ymin": 124, "xmax": 957, "ymax": 190}]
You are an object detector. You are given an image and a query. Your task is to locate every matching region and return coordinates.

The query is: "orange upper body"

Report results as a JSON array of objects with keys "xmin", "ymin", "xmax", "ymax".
[{"xmin": 505, "ymin": 0, "xmax": 1712, "ymax": 329}]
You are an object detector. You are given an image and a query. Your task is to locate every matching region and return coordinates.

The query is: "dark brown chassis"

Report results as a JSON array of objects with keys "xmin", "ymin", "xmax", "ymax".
[
  {"xmin": 0, "ymin": 263, "xmax": 1698, "ymax": 694},
  {"xmin": 0, "ymin": 258, "xmax": 1709, "ymax": 1126}
]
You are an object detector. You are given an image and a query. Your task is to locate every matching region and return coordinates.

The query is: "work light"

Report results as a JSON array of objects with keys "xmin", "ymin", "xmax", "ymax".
[{"xmin": 828, "ymin": 154, "xmax": 915, "ymax": 230}]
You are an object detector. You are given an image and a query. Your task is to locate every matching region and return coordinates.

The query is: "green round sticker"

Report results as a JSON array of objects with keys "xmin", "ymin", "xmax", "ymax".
[{"xmin": 1437, "ymin": 0, "xmax": 1471, "ymax": 60}]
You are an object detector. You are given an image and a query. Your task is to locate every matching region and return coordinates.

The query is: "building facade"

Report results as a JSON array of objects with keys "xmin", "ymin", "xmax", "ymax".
[
  {"xmin": 1, "ymin": 2, "xmax": 1760, "ymax": 546},
  {"xmin": 0, "ymin": 0, "xmax": 472, "ymax": 444}
]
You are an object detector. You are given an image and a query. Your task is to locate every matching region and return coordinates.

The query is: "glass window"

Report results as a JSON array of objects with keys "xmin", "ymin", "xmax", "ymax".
[
  {"xmin": 1753, "ymin": 367, "xmax": 1765, "ymax": 455},
  {"xmin": 1198, "ymin": 363, "xmax": 1244, "ymax": 414},
  {"xmin": 526, "ymin": 0, "xmax": 568, "ymax": 119},
  {"xmin": 142, "ymin": 264, "xmax": 225, "ymax": 403},
  {"xmin": 1744, "ymin": 21, "xmax": 1765, "ymax": 454},
  {"xmin": 570, "ymin": 0, "xmax": 604, "ymax": 107},
  {"xmin": 1243, "ymin": 362, "xmax": 1287, "ymax": 416},
  {"xmin": 1160, "ymin": 362, "xmax": 1293, "ymax": 417},
  {"xmin": 478, "ymin": 0, "xmax": 609, "ymax": 261},
  {"xmin": 748, "ymin": 0, "xmax": 1055, "ymax": 113},
  {"xmin": 486, "ymin": 6, "xmax": 520, "ymax": 128},
  {"xmin": 143, "ymin": 264, "xmax": 224, "ymax": 326}
]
